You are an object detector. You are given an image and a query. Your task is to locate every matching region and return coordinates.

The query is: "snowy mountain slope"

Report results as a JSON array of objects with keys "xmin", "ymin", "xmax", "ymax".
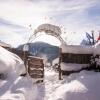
[{"xmin": 18, "ymin": 42, "xmax": 60, "ymax": 63}]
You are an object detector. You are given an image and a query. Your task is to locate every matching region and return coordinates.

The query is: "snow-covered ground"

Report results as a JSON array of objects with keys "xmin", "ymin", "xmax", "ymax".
[
  {"xmin": 49, "ymin": 71, "xmax": 100, "ymax": 100},
  {"xmin": 0, "ymin": 76, "xmax": 35, "ymax": 100},
  {"xmin": 1, "ymin": 45, "xmax": 100, "ymax": 100},
  {"xmin": 33, "ymin": 68, "xmax": 100, "ymax": 100},
  {"xmin": 1, "ymin": 65, "xmax": 100, "ymax": 100}
]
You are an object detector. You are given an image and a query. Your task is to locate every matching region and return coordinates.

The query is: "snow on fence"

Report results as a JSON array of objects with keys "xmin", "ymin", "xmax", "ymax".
[{"xmin": 59, "ymin": 44, "xmax": 93, "ymax": 78}]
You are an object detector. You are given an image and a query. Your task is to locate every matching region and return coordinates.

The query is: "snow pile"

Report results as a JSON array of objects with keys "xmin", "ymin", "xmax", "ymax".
[
  {"xmin": 61, "ymin": 44, "xmax": 93, "ymax": 54},
  {"xmin": 61, "ymin": 63, "xmax": 89, "ymax": 71},
  {"xmin": 49, "ymin": 71, "xmax": 100, "ymax": 100},
  {"xmin": 0, "ymin": 76, "xmax": 35, "ymax": 100},
  {"xmin": 0, "ymin": 46, "xmax": 26, "ymax": 77},
  {"xmin": 0, "ymin": 46, "xmax": 35, "ymax": 100}
]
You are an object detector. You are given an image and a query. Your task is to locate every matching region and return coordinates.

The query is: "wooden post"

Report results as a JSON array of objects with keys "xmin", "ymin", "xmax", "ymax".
[
  {"xmin": 58, "ymin": 48, "xmax": 62, "ymax": 80},
  {"xmin": 24, "ymin": 51, "xmax": 28, "ymax": 75},
  {"xmin": 92, "ymin": 30, "xmax": 95, "ymax": 45}
]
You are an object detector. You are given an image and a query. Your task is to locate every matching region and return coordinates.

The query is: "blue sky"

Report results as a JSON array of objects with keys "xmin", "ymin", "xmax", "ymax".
[{"xmin": 0, "ymin": 0, "xmax": 100, "ymax": 47}]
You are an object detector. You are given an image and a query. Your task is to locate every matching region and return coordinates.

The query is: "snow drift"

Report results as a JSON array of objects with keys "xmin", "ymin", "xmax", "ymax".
[
  {"xmin": 61, "ymin": 63, "xmax": 89, "ymax": 71},
  {"xmin": 0, "ymin": 46, "xmax": 26, "ymax": 77},
  {"xmin": 0, "ymin": 46, "xmax": 35, "ymax": 100},
  {"xmin": 49, "ymin": 71, "xmax": 100, "ymax": 100}
]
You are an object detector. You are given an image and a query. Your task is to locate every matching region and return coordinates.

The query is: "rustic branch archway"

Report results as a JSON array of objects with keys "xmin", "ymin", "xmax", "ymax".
[{"xmin": 28, "ymin": 23, "xmax": 66, "ymax": 44}]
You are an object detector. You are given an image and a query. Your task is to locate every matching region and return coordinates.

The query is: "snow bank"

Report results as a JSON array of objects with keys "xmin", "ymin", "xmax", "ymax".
[
  {"xmin": 49, "ymin": 71, "xmax": 100, "ymax": 100},
  {"xmin": 61, "ymin": 44, "xmax": 93, "ymax": 54},
  {"xmin": 0, "ymin": 46, "xmax": 26, "ymax": 77},
  {"xmin": 0, "ymin": 46, "xmax": 36, "ymax": 100},
  {"xmin": 61, "ymin": 63, "xmax": 89, "ymax": 71},
  {"xmin": 0, "ymin": 76, "xmax": 36, "ymax": 100}
]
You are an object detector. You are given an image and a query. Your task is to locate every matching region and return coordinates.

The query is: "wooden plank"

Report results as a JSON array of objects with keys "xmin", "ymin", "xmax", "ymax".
[
  {"xmin": 28, "ymin": 57, "xmax": 43, "ymax": 62},
  {"xmin": 29, "ymin": 61, "xmax": 43, "ymax": 66},
  {"xmin": 29, "ymin": 67, "xmax": 43, "ymax": 70},
  {"xmin": 61, "ymin": 53, "xmax": 92, "ymax": 64},
  {"xmin": 29, "ymin": 63, "xmax": 44, "ymax": 68},
  {"xmin": 30, "ymin": 59, "xmax": 43, "ymax": 63},
  {"xmin": 28, "ymin": 69, "xmax": 43, "ymax": 74},
  {"xmin": 30, "ymin": 74, "xmax": 44, "ymax": 78},
  {"xmin": 28, "ymin": 56, "xmax": 44, "ymax": 60},
  {"xmin": 27, "ymin": 56, "xmax": 44, "ymax": 80}
]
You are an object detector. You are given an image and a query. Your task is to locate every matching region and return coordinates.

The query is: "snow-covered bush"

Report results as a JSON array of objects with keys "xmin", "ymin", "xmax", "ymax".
[{"xmin": 91, "ymin": 41, "xmax": 100, "ymax": 69}]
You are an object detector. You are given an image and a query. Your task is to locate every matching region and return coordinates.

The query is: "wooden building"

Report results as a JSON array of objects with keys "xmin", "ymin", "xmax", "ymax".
[{"xmin": 59, "ymin": 44, "xmax": 93, "ymax": 78}]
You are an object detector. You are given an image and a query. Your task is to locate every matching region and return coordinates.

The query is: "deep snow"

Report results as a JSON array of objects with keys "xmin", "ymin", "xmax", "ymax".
[
  {"xmin": 1, "ymin": 65, "xmax": 100, "ymax": 100},
  {"xmin": 1, "ymin": 43, "xmax": 100, "ymax": 100},
  {"xmin": 0, "ymin": 46, "xmax": 35, "ymax": 100}
]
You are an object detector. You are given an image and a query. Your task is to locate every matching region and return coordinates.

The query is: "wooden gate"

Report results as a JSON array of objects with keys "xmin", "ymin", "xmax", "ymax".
[{"xmin": 28, "ymin": 56, "xmax": 44, "ymax": 81}]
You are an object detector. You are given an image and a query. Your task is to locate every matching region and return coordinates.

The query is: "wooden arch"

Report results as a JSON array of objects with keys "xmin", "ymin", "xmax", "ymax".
[{"xmin": 28, "ymin": 23, "xmax": 66, "ymax": 44}]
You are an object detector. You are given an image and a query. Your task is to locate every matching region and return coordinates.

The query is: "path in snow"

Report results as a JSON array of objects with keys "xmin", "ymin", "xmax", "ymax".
[
  {"xmin": 33, "ymin": 67, "xmax": 80, "ymax": 100},
  {"xmin": 33, "ymin": 67, "xmax": 63, "ymax": 100},
  {"xmin": 33, "ymin": 67, "xmax": 99, "ymax": 100}
]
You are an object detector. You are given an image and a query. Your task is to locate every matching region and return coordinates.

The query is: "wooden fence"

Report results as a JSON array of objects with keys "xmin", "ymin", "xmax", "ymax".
[
  {"xmin": 61, "ymin": 53, "xmax": 92, "ymax": 64},
  {"xmin": 28, "ymin": 56, "xmax": 44, "ymax": 81},
  {"xmin": 8, "ymin": 48, "xmax": 44, "ymax": 81},
  {"xmin": 59, "ymin": 51, "xmax": 92, "ymax": 79}
]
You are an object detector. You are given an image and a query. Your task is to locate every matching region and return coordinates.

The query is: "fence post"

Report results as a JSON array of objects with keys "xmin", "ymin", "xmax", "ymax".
[{"xmin": 58, "ymin": 48, "xmax": 62, "ymax": 80}]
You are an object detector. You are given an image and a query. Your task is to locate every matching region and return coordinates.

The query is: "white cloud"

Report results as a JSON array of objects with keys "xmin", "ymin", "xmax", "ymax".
[
  {"xmin": 0, "ymin": 0, "xmax": 100, "ymax": 46},
  {"xmin": 0, "ymin": 26, "xmax": 27, "ymax": 47}
]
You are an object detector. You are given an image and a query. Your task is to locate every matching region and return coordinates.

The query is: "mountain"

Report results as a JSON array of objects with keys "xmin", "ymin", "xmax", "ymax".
[{"xmin": 17, "ymin": 42, "xmax": 60, "ymax": 64}]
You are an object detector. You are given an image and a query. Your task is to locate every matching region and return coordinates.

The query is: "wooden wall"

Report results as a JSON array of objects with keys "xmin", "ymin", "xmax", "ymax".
[
  {"xmin": 28, "ymin": 56, "xmax": 44, "ymax": 80},
  {"xmin": 61, "ymin": 53, "xmax": 92, "ymax": 64}
]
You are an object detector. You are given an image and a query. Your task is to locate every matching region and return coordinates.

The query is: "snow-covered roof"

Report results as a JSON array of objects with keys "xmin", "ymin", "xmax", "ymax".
[
  {"xmin": 61, "ymin": 44, "xmax": 93, "ymax": 54},
  {"xmin": 0, "ymin": 40, "xmax": 11, "ymax": 48},
  {"xmin": 0, "ymin": 46, "xmax": 25, "ymax": 76}
]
